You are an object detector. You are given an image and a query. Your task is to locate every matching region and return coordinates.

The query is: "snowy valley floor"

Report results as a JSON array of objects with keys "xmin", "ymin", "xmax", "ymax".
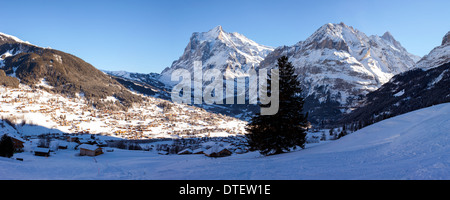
[{"xmin": 1, "ymin": 103, "xmax": 450, "ymax": 180}]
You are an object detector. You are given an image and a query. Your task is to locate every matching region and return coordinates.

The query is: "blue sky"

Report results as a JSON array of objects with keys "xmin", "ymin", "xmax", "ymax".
[{"xmin": 1, "ymin": 0, "xmax": 449, "ymax": 73}]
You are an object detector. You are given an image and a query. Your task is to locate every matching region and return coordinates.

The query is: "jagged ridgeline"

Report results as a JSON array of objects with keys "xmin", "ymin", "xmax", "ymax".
[{"xmin": 0, "ymin": 42, "xmax": 143, "ymax": 110}]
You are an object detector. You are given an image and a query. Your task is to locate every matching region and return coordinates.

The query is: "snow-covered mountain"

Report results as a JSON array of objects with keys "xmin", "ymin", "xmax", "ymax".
[
  {"xmin": 259, "ymin": 22, "xmax": 420, "ymax": 124},
  {"xmin": 415, "ymin": 31, "xmax": 450, "ymax": 70},
  {"xmin": 159, "ymin": 25, "xmax": 274, "ymax": 84},
  {"xmin": 341, "ymin": 31, "xmax": 450, "ymax": 127}
]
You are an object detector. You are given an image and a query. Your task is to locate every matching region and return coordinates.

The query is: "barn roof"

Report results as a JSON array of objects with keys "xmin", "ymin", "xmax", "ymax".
[
  {"xmin": 178, "ymin": 148, "xmax": 193, "ymax": 155},
  {"xmin": 79, "ymin": 144, "xmax": 101, "ymax": 151},
  {"xmin": 34, "ymin": 147, "xmax": 50, "ymax": 153},
  {"xmin": 204, "ymin": 145, "xmax": 227, "ymax": 155}
]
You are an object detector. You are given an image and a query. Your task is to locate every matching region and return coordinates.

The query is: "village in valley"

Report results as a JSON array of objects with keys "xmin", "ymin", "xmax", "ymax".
[{"xmin": 0, "ymin": 83, "xmax": 251, "ymax": 159}]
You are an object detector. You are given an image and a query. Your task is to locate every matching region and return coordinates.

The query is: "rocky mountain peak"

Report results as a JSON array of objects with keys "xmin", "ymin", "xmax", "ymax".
[
  {"xmin": 211, "ymin": 25, "xmax": 224, "ymax": 34},
  {"xmin": 442, "ymin": 31, "xmax": 450, "ymax": 46},
  {"xmin": 302, "ymin": 22, "xmax": 367, "ymax": 52},
  {"xmin": 380, "ymin": 31, "xmax": 409, "ymax": 53},
  {"xmin": 191, "ymin": 25, "xmax": 227, "ymax": 42},
  {"xmin": 207, "ymin": 25, "xmax": 224, "ymax": 39},
  {"xmin": 381, "ymin": 31, "xmax": 396, "ymax": 43}
]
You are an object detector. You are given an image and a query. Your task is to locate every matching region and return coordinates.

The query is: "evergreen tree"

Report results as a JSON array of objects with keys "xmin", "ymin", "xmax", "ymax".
[
  {"xmin": 246, "ymin": 56, "xmax": 308, "ymax": 156},
  {"xmin": 329, "ymin": 128, "xmax": 334, "ymax": 136},
  {"xmin": 0, "ymin": 134, "xmax": 14, "ymax": 158},
  {"xmin": 337, "ymin": 124, "xmax": 348, "ymax": 139}
]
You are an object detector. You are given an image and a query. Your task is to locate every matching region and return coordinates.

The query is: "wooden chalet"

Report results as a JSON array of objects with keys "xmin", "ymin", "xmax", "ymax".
[
  {"xmin": 192, "ymin": 148, "xmax": 205, "ymax": 154},
  {"xmin": 67, "ymin": 136, "xmax": 79, "ymax": 143},
  {"xmin": 58, "ymin": 141, "xmax": 69, "ymax": 149},
  {"xmin": 34, "ymin": 148, "xmax": 51, "ymax": 157},
  {"xmin": 204, "ymin": 145, "xmax": 232, "ymax": 157},
  {"xmin": 78, "ymin": 144, "xmax": 103, "ymax": 156},
  {"xmin": 177, "ymin": 148, "xmax": 193, "ymax": 155}
]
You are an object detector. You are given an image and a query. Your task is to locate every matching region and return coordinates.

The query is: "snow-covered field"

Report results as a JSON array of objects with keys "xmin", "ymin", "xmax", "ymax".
[{"xmin": 1, "ymin": 103, "xmax": 450, "ymax": 180}]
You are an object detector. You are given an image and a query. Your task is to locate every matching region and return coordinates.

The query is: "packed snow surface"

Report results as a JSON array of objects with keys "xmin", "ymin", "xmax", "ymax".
[{"xmin": 2, "ymin": 103, "xmax": 450, "ymax": 180}]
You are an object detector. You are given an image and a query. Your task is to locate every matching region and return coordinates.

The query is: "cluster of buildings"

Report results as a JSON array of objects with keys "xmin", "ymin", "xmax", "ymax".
[
  {"xmin": 0, "ymin": 84, "xmax": 250, "ymax": 161},
  {"xmin": 0, "ymin": 85, "xmax": 247, "ymax": 141}
]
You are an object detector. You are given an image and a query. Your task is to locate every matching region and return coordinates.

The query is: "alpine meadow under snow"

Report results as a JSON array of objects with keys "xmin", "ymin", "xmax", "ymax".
[{"xmin": 1, "ymin": 103, "xmax": 450, "ymax": 180}]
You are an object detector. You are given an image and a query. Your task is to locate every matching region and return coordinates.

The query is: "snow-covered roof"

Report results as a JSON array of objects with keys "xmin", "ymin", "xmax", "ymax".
[
  {"xmin": 34, "ymin": 147, "xmax": 50, "ymax": 153},
  {"xmin": 0, "ymin": 133, "xmax": 25, "ymax": 143},
  {"xmin": 78, "ymin": 144, "xmax": 101, "ymax": 151},
  {"xmin": 204, "ymin": 145, "xmax": 227, "ymax": 155},
  {"xmin": 177, "ymin": 148, "xmax": 193, "ymax": 155},
  {"xmin": 192, "ymin": 148, "xmax": 204, "ymax": 154}
]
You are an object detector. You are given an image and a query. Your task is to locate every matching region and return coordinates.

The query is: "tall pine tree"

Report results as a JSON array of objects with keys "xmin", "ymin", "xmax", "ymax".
[{"xmin": 246, "ymin": 56, "xmax": 308, "ymax": 156}]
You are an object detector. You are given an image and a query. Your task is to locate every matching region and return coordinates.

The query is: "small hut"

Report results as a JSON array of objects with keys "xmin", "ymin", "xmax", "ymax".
[
  {"xmin": 192, "ymin": 148, "xmax": 204, "ymax": 154},
  {"xmin": 58, "ymin": 141, "xmax": 69, "ymax": 149},
  {"xmin": 34, "ymin": 148, "xmax": 50, "ymax": 157},
  {"xmin": 204, "ymin": 145, "xmax": 232, "ymax": 157},
  {"xmin": 67, "ymin": 136, "xmax": 79, "ymax": 143},
  {"xmin": 177, "ymin": 148, "xmax": 193, "ymax": 155},
  {"xmin": 79, "ymin": 144, "xmax": 103, "ymax": 156}
]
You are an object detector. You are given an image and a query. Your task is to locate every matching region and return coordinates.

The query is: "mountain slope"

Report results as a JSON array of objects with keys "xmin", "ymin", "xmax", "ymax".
[
  {"xmin": 0, "ymin": 32, "xmax": 142, "ymax": 110},
  {"xmin": 341, "ymin": 62, "xmax": 450, "ymax": 127},
  {"xmin": 259, "ymin": 22, "xmax": 420, "ymax": 124},
  {"xmin": 103, "ymin": 70, "xmax": 170, "ymax": 99}
]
